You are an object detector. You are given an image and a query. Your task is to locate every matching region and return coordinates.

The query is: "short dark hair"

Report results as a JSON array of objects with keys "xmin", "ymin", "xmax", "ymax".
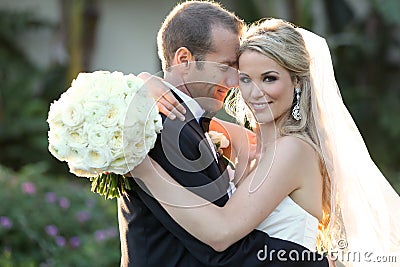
[{"xmin": 157, "ymin": 1, "xmax": 244, "ymax": 71}]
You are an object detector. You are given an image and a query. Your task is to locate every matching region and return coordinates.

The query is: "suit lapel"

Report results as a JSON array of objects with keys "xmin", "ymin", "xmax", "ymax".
[
  {"xmin": 171, "ymin": 91, "xmax": 225, "ymax": 180},
  {"xmin": 171, "ymin": 91, "xmax": 206, "ymax": 139}
]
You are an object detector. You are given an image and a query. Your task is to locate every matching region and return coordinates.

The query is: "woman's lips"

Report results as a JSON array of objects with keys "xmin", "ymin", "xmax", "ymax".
[{"xmin": 250, "ymin": 101, "xmax": 272, "ymax": 111}]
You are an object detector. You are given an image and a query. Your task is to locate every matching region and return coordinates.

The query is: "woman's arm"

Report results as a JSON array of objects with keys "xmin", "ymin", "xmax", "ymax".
[
  {"xmin": 133, "ymin": 136, "xmax": 318, "ymax": 251},
  {"xmin": 138, "ymin": 72, "xmax": 186, "ymax": 121},
  {"xmin": 209, "ymin": 117, "xmax": 257, "ymax": 185},
  {"xmin": 138, "ymin": 73, "xmax": 257, "ymax": 180}
]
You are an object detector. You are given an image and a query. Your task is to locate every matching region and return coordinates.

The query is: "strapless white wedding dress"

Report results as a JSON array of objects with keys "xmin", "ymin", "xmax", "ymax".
[{"xmin": 256, "ymin": 196, "xmax": 319, "ymax": 251}]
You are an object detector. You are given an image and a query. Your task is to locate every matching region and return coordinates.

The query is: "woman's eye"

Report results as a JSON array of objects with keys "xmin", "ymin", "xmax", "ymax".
[
  {"xmin": 239, "ymin": 76, "xmax": 251, "ymax": 83},
  {"xmin": 263, "ymin": 76, "xmax": 277, "ymax": 82}
]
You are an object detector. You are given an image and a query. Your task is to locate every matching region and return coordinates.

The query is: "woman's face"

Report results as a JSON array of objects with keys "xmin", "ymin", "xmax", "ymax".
[{"xmin": 238, "ymin": 50, "xmax": 296, "ymax": 124}]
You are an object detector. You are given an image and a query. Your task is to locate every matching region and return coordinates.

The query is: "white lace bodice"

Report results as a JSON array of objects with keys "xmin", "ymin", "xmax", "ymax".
[{"xmin": 256, "ymin": 196, "xmax": 319, "ymax": 251}]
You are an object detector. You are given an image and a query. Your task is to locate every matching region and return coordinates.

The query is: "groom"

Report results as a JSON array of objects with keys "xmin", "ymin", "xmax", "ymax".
[{"xmin": 118, "ymin": 1, "xmax": 329, "ymax": 266}]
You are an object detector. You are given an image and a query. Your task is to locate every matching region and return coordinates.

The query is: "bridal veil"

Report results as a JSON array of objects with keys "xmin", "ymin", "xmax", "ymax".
[{"xmin": 298, "ymin": 28, "xmax": 400, "ymax": 266}]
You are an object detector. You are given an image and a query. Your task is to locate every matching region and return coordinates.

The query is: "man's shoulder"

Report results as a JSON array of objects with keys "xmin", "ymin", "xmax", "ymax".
[{"xmin": 159, "ymin": 114, "xmax": 202, "ymax": 140}]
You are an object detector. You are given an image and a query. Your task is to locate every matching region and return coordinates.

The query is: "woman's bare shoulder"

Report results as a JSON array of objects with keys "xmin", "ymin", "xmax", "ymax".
[{"xmin": 274, "ymin": 135, "xmax": 319, "ymax": 166}]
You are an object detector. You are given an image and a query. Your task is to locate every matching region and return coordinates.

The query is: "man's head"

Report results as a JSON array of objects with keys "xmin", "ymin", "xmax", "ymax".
[{"xmin": 157, "ymin": 1, "xmax": 244, "ymax": 111}]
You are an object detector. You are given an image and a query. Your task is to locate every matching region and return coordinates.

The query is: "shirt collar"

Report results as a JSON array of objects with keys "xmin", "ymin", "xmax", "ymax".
[{"xmin": 162, "ymin": 81, "xmax": 204, "ymax": 122}]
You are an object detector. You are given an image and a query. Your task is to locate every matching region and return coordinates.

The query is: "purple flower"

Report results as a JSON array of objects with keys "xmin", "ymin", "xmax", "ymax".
[
  {"xmin": 0, "ymin": 216, "xmax": 13, "ymax": 229},
  {"xmin": 69, "ymin": 236, "xmax": 81, "ymax": 248},
  {"xmin": 21, "ymin": 182, "xmax": 36, "ymax": 195},
  {"xmin": 94, "ymin": 227, "xmax": 118, "ymax": 242},
  {"xmin": 58, "ymin": 197, "xmax": 70, "ymax": 209},
  {"xmin": 105, "ymin": 227, "xmax": 118, "ymax": 238},
  {"xmin": 45, "ymin": 192, "xmax": 57, "ymax": 203},
  {"xmin": 45, "ymin": 225, "xmax": 58, "ymax": 236},
  {"xmin": 94, "ymin": 230, "xmax": 107, "ymax": 241},
  {"xmin": 75, "ymin": 211, "xmax": 90, "ymax": 223},
  {"xmin": 55, "ymin": 236, "xmax": 66, "ymax": 247}
]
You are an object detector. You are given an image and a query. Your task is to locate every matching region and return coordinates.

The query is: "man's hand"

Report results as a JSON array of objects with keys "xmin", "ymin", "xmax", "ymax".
[{"xmin": 138, "ymin": 72, "xmax": 186, "ymax": 121}]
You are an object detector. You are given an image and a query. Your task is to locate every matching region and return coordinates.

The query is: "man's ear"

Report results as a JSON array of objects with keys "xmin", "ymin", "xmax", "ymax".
[{"xmin": 174, "ymin": 47, "xmax": 195, "ymax": 68}]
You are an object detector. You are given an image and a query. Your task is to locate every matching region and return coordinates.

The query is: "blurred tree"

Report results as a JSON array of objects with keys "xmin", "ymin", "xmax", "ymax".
[
  {"xmin": 0, "ymin": 10, "xmax": 60, "ymax": 169},
  {"xmin": 61, "ymin": 0, "xmax": 99, "ymax": 83},
  {"xmin": 321, "ymin": 0, "xmax": 400, "ymax": 188},
  {"xmin": 66, "ymin": 0, "xmax": 85, "ymax": 81}
]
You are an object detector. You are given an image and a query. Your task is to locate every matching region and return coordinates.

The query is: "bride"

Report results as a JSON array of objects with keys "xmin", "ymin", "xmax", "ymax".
[{"xmin": 131, "ymin": 18, "xmax": 400, "ymax": 266}]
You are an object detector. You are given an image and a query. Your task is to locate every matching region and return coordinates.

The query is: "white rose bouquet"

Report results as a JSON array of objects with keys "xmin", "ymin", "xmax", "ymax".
[{"xmin": 47, "ymin": 71, "xmax": 162, "ymax": 199}]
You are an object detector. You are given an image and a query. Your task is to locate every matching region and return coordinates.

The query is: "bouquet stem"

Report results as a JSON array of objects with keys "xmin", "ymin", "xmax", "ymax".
[{"xmin": 90, "ymin": 173, "xmax": 133, "ymax": 199}]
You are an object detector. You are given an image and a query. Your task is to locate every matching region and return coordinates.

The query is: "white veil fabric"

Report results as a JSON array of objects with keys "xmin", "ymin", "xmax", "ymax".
[{"xmin": 297, "ymin": 28, "xmax": 400, "ymax": 266}]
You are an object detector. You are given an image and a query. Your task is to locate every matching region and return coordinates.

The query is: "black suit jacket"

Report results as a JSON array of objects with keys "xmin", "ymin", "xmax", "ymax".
[{"xmin": 118, "ymin": 94, "xmax": 328, "ymax": 267}]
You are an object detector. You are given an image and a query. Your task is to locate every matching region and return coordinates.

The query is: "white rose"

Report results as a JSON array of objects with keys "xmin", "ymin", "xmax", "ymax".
[
  {"xmin": 125, "ymin": 74, "xmax": 144, "ymax": 91},
  {"xmin": 132, "ymin": 140, "xmax": 147, "ymax": 156},
  {"xmin": 86, "ymin": 125, "xmax": 109, "ymax": 148},
  {"xmin": 84, "ymin": 146, "xmax": 111, "ymax": 170},
  {"xmin": 144, "ymin": 133, "xmax": 158, "ymax": 151},
  {"xmin": 107, "ymin": 156, "xmax": 130, "ymax": 175},
  {"xmin": 66, "ymin": 127, "xmax": 88, "ymax": 148},
  {"xmin": 109, "ymin": 129, "xmax": 124, "ymax": 156},
  {"xmin": 109, "ymin": 74, "xmax": 131, "ymax": 95},
  {"xmin": 68, "ymin": 160, "xmax": 98, "ymax": 177},
  {"xmin": 208, "ymin": 131, "xmax": 230, "ymax": 149},
  {"xmin": 65, "ymin": 146, "xmax": 97, "ymax": 177},
  {"xmin": 48, "ymin": 117, "xmax": 71, "ymax": 161},
  {"xmin": 154, "ymin": 117, "xmax": 163, "ymax": 133},
  {"xmin": 91, "ymin": 71, "xmax": 123, "ymax": 96},
  {"xmin": 127, "ymin": 90, "xmax": 153, "ymax": 116},
  {"xmin": 123, "ymin": 99, "xmax": 145, "ymax": 128},
  {"xmin": 61, "ymin": 102, "xmax": 84, "ymax": 127},
  {"xmin": 102, "ymin": 101, "xmax": 124, "ymax": 128},
  {"xmin": 123, "ymin": 125, "xmax": 145, "ymax": 146},
  {"xmin": 84, "ymin": 101, "xmax": 107, "ymax": 123},
  {"xmin": 48, "ymin": 141, "xmax": 70, "ymax": 161},
  {"xmin": 72, "ymin": 72, "xmax": 97, "ymax": 90},
  {"xmin": 220, "ymin": 136, "xmax": 230, "ymax": 149},
  {"xmin": 68, "ymin": 77, "xmax": 93, "ymax": 99},
  {"xmin": 47, "ymin": 101, "xmax": 64, "ymax": 126}
]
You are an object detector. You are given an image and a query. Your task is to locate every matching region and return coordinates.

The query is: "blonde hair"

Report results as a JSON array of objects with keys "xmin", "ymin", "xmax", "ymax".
[{"xmin": 226, "ymin": 18, "xmax": 331, "ymax": 251}]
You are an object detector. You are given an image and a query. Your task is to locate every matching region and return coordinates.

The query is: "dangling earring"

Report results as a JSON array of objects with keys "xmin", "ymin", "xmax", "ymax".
[{"xmin": 292, "ymin": 88, "xmax": 301, "ymax": 121}]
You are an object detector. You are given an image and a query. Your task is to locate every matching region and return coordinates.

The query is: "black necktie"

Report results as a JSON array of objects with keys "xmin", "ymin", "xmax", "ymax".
[
  {"xmin": 199, "ymin": 111, "xmax": 214, "ymax": 132},
  {"xmin": 199, "ymin": 116, "xmax": 211, "ymax": 132},
  {"xmin": 199, "ymin": 113, "xmax": 228, "ymax": 172}
]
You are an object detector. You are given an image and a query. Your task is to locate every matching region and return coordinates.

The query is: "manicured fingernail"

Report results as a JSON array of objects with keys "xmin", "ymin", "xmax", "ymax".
[
  {"xmin": 169, "ymin": 114, "xmax": 176, "ymax": 120},
  {"xmin": 179, "ymin": 115, "xmax": 185, "ymax": 121}
]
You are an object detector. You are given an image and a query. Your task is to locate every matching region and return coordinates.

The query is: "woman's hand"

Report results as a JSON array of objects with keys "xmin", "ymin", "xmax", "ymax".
[{"xmin": 138, "ymin": 72, "xmax": 186, "ymax": 121}]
